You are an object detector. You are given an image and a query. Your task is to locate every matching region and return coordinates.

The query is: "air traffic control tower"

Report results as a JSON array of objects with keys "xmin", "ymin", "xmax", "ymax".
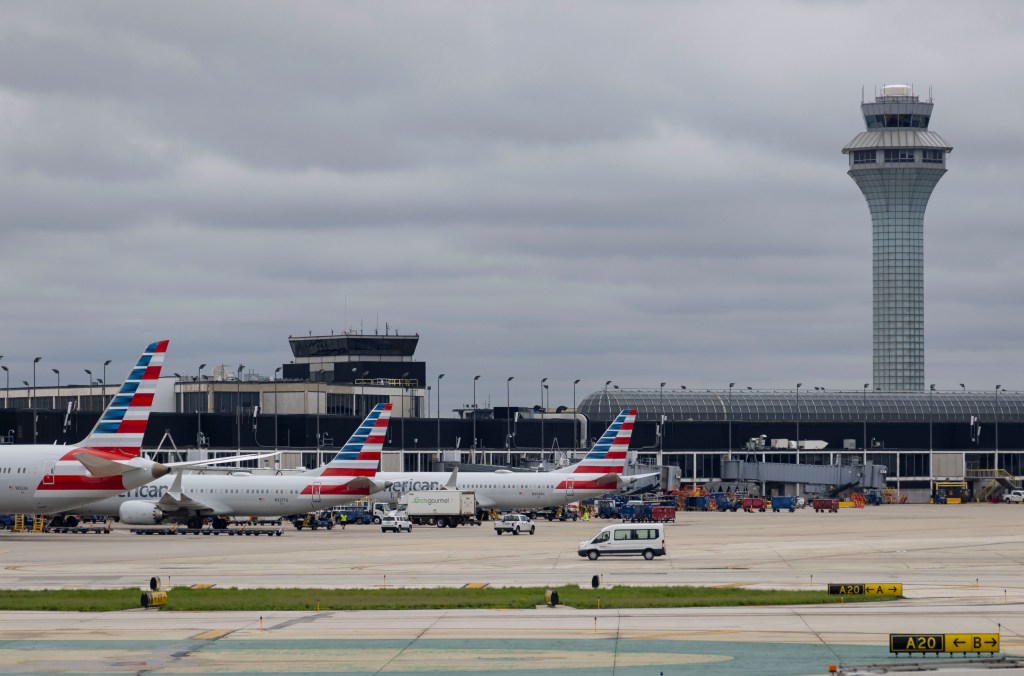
[{"xmin": 843, "ymin": 84, "xmax": 952, "ymax": 391}]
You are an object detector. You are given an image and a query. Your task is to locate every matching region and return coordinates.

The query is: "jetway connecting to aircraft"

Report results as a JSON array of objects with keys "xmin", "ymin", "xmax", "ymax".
[{"xmin": 721, "ymin": 458, "xmax": 888, "ymax": 494}]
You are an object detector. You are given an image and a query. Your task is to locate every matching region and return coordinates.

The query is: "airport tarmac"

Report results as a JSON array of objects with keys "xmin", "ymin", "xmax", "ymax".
[{"xmin": 2, "ymin": 503, "xmax": 1024, "ymax": 674}]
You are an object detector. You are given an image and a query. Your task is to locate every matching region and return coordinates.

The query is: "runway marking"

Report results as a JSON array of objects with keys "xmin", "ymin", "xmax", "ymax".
[
  {"xmin": 463, "ymin": 583, "xmax": 489, "ymax": 589},
  {"xmin": 713, "ymin": 582, "xmax": 754, "ymax": 588},
  {"xmin": 191, "ymin": 583, "xmax": 216, "ymax": 589},
  {"xmin": 192, "ymin": 629, "xmax": 232, "ymax": 640},
  {"xmin": 193, "ymin": 647, "xmax": 734, "ymax": 671}
]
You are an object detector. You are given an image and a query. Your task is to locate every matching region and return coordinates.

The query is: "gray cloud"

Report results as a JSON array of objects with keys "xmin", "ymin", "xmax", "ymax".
[{"xmin": 1, "ymin": 1, "xmax": 1022, "ymax": 411}]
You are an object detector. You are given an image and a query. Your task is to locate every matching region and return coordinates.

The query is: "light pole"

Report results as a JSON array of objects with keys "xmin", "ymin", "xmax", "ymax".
[
  {"xmin": 572, "ymin": 379, "xmax": 581, "ymax": 450},
  {"xmin": 540, "ymin": 377, "xmax": 547, "ymax": 454},
  {"xmin": 52, "ymin": 368, "xmax": 61, "ymax": 410},
  {"xmin": 359, "ymin": 370, "xmax": 369, "ymax": 417},
  {"xmin": 427, "ymin": 386, "xmax": 431, "ymax": 418},
  {"xmin": 727, "ymin": 382, "xmax": 734, "ymax": 459},
  {"xmin": 659, "ymin": 382, "xmax": 667, "ymax": 461},
  {"xmin": 31, "ymin": 357, "xmax": 41, "ymax": 444},
  {"xmin": 1, "ymin": 366, "xmax": 8, "ymax": 409},
  {"xmin": 472, "ymin": 375, "xmax": 480, "ymax": 459},
  {"xmin": 236, "ymin": 364, "xmax": 244, "ymax": 451},
  {"xmin": 197, "ymin": 364, "xmax": 206, "ymax": 448},
  {"xmin": 995, "ymin": 384, "xmax": 1002, "ymax": 470},
  {"xmin": 400, "ymin": 371, "xmax": 409, "ymax": 449},
  {"xmin": 506, "ymin": 377, "xmax": 514, "ymax": 450},
  {"xmin": 32, "ymin": 357, "xmax": 41, "ymax": 409},
  {"xmin": 436, "ymin": 373, "xmax": 445, "ymax": 452},
  {"xmin": 83, "ymin": 370, "xmax": 93, "ymax": 410},
  {"xmin": 795, "ymin": 383, "xmax": 802, "ymax": 461},
  {"xmin": 863, "ymin": 383, "xmax": 870, "ymax": 462},
  {"xmin": 274, "ymin": 366, "xmax": 282, "ymax": 450},
  {"xmin": 102, "ymin": 359, "xmax": 111, "ymax": 407},
  {"xmin": 316, "ymin": 370, "xmax": 324, "ymax": 450}
]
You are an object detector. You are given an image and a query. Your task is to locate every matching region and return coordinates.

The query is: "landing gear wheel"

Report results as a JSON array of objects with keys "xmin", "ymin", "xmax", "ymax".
[{"xmin": 212, "ymin": 517, "xmax": 228, "ymax": 530}]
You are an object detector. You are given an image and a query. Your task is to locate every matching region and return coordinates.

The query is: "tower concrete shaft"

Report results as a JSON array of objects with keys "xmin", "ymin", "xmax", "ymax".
[{"xmin": 843, "ymin": 85, "xmax": 952, "ymax": 391}]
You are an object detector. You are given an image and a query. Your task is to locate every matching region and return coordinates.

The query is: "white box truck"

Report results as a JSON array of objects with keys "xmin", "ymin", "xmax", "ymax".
[{"xmin": 400, "ymin": 490, "xmax": 480, "ymax": 528}]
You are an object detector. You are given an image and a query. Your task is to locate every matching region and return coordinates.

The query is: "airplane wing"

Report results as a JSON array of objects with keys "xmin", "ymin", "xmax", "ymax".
[
  {"xmin": 74, "ymin": 451, "xmax": 279, "ymax": 478},
  {"xmin": 616, "ymin": 472, "xmax": 662, "ymax": 489},
  {"xmin": 145, "ymin": 471, "xmax": 230, "ymax": 515},
  {"xmin": 345, "ymin": 477, "xmax": 396, "ymax": 494}
]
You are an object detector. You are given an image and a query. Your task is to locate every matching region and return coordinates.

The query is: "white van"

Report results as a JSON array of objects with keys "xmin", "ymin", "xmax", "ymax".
[{"xmin": 578, "ymin": 523, "xmax": 666, "ymax": 560}]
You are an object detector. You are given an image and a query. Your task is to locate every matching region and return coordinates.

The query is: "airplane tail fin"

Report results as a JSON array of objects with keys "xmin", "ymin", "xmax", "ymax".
[
  {"xmin": 309, "ymin": 403, "xmax": 392, "ymax": 477},
  {"xmin": 553, "ymin": 408, "xmax": 635, "ymax": 475},
  {"xmin": 78, "ymin": 340, "xmax": 169, "ymax": 458}
]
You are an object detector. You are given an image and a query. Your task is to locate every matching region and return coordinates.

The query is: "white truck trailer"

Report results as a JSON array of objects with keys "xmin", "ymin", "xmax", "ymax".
[{"xmin": 400, "ymin": 490, "xmax": 480, "ymax": 528}]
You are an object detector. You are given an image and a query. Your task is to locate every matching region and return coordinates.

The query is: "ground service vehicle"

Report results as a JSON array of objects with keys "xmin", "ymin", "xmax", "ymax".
[
  {"xmin": 651, "ymin": 506, "xmax": 676, "ymax": 522},
  {"xmin": 401, "ymin": 490, "xmax": 479, "ymax": 527},
  {"xmin": 494, "ymin": 513, "xmax": 535, "ymax": 535},
  {"xmin": 769, "ymin": 496, "xmax": 798, "ymax": 512},
  {"xmin": 291, "ymin": 512, "xmax": 334, "ymax": 530},
  {"xmin": 619, "ymin": 501, "xmax": 652, "ymax": 522},
  {"xmin": 578, "ymin": 523, "xmax": 666, "ymax": 560},
  {"xmin": 380, "ymin": 513, "xmax": 412, "ymax": 533},
  {"xmin": 812, "ymin": 498, "xmax": 840, "ymax": 513},
  {"xmin": 1004, "ymin": 490, "xmax": 1024, "ymax": 504}
]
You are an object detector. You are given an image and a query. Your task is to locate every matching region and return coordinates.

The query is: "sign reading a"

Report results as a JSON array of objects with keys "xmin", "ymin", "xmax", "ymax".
[{"xmin": 864, "ymin": 583, "xmax": 903, "ymax": 596}]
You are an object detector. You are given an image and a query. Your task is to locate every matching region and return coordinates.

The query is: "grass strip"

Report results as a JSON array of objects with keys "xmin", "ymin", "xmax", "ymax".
[{"xmin": 0, "ymin": 586, "xmax": 894, "ymax": 612}]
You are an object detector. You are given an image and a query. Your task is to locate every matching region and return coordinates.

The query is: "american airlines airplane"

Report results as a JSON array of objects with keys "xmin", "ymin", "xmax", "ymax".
[
  {"xmin": 0, "ymin": 340, "xmax": 266, "ymax": 517},
  {"xmin": 83, "ymin": 403, "xmax": 394, "ymax": 529},
  {"xmin": 377, "ymin": 409, "xmax": 652, "ymax": 510}
]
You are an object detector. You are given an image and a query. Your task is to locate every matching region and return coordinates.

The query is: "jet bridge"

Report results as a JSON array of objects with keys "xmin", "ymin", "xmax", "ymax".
[{"xmin": 721, "ymin": 458, "xmax": 887, "ymax": 493}]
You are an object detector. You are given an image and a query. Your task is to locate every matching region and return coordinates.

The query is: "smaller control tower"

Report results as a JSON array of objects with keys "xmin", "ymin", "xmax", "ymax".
[
  {"xmin": 842, "ymin": 85, "xmax": 952, "ymax": 391},
  {"xmin": 282, "ymin": 332, "xmax": 425, "ymax": 387}
]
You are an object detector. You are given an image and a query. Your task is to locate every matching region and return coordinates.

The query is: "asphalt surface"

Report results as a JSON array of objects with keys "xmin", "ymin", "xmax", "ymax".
[{"xmin": 2, "ymin": 503, "xmax": 1024, "ymax": 674}]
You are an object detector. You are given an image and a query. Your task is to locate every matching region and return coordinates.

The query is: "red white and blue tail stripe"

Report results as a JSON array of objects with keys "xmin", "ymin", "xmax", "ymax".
[
  {"xmin": 558, "ymin": 408, "xmax": 635, "ymax": 475},
  {"xmin": 315, "ymin": 403, "xmax": 392, "ymax": 478},
  {"xmin": 40, "ymin": 340, "xmax": 169, "ymax": 496},
  {"xmin": 78, "ymin": 340, "xmax": 168, "ymax": 457}
]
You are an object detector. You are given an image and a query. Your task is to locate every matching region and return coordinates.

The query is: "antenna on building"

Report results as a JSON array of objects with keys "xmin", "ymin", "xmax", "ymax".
[{"xmin": 861, "ymin": 85, "xmax": 864, "ymax": 104}]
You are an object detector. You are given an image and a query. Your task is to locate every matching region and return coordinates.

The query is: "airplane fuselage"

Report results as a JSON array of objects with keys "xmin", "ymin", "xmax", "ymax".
[
  {"xmin": 84, "ymin": 472, "xmax": 370, "ymax": 520},
  {"xmin": 375, "ymin": 471, "xmax": 619, "ymax": 510}
]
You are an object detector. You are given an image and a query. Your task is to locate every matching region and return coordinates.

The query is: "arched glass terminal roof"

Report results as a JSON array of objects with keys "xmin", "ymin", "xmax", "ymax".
[{"xmin": 579, "ymin": 389, "xmax": 1024, "ymax": 424}]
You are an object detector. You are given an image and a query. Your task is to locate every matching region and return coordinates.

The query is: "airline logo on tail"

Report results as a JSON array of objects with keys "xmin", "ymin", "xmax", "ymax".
[
  {"xmin": 554, "ymin": 408, "xmax": 635, "ymax": 491},
  {"xmin": 570, "ymin": 408, "xmax": 635, "ymax": 474},
  {"xmin": 302, "ymin": 403, "xmax": 392, "ymax": 496},
  {"xmin": 40, "ymin": 340, "xmax": 170, "ymax": 493},
  {"xmin": 78, "ymin": 339, "xmax": 169, "ymax": 458}
]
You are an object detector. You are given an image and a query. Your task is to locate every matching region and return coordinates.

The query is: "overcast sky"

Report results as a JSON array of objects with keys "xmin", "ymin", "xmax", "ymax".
[{"xmin": 1, "ymin": 1, "xmax": 1022, "ymax": 412}]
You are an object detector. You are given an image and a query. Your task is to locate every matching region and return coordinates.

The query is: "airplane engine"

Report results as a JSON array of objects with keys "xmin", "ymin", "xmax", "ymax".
[{"xmin": 119, "ymin": 501, "xmax": 164, "ymax": 525}]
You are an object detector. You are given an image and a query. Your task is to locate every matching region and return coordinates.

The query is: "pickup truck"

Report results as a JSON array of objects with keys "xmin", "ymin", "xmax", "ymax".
[
  {"xmin": 494, "ymin": 513, "xmax": 535, "ymax": 535},
  {"xmin": 1003, "ymin": 490, "xmax": 1024, "ymax": 504}
]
